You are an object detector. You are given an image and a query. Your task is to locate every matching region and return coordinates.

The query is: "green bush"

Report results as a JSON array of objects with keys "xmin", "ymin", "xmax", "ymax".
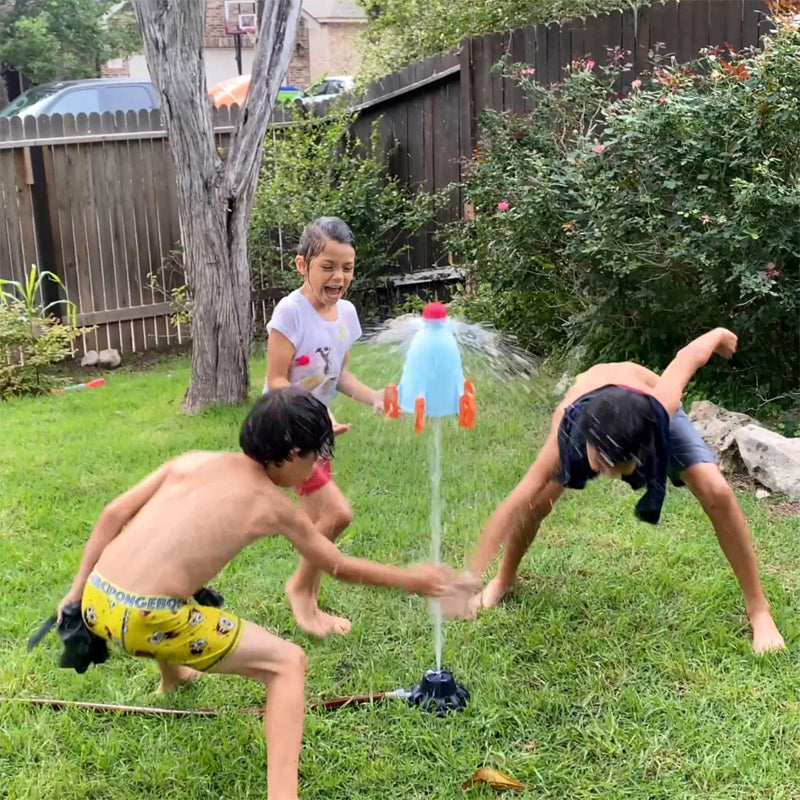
[
  {"xmin": 446, "ymin": 21, "xmax": 800, "ymax": 411},
  {"xmin": 249, "ymin": 110, "xmax": 438, "ymax": 296},
  {"xmin": 0, "ymin": 301, "xmax": 83, "ymax": 398},
  {"xmin": 0, "ymin": 266, "xmax": 84, "ymax": 398}
]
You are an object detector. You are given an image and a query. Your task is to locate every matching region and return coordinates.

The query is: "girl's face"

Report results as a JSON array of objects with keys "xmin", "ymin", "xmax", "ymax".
[{"xmin": 296, "ymin": 237, "xmax": 355, "ymax": 311}]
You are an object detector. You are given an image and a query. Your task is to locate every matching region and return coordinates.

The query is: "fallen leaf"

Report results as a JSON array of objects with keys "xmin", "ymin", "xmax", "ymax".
[{"xmin": 462, "ymin": 767, "xmax": 526, "ymax": 791}]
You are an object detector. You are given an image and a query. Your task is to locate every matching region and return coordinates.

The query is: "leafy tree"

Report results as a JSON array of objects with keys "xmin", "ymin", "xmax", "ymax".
[
  {"xmin": 357, "ymin": 0, "xmax": 649, "ymax": 80},
  {"xmin": 0, "ymin": 0, "xmax": 140, "ymax": 85}
]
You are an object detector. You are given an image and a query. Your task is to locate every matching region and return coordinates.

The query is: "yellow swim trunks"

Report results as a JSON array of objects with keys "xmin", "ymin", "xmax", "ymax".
[{"xmin": 81, "ymin": 571, "xmax": 244, "ymax": 672}]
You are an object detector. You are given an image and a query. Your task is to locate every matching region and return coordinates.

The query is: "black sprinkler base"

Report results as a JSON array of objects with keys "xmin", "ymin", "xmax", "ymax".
[{"xmin": 408, "ymin": 668, "xmax": 469, "ymax": 715}]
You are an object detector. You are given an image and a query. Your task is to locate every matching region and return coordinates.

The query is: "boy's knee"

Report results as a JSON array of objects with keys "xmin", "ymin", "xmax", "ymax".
[
  {"xmin": 331, "ymin": 500, "xmax": 353, "ymax": 533},
  {"xmin": 696, "ymin": 474, "xmax": 736, "ymax": 513},
  {"xmin": 275, "ymin": 642, "xmax": 307, "ymax": 677}
]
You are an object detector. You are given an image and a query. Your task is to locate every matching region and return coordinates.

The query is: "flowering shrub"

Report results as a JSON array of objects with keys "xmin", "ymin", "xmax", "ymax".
[{"xmin": 446, "ymin": 16, "xmax": 800, "ymax": 410}]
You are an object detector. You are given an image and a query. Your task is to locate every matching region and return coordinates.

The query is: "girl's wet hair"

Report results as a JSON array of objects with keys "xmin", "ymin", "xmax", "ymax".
[
  {"xmin": 297, "ymin": 216, "xmax": 355, "ymax": 262},
  {"xmin": 240, "ymin": 387, "xmax": 334, "ymax": 466},
  {"xmin": 583, "ymin": 386, "xmax": 655, "ymax": 466}
]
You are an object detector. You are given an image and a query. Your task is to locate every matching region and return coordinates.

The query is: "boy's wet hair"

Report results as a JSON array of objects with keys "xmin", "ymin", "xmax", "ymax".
[
  {"xmin": 583, "ymin": 386, "xmax": 655, "ymax": 466},
  {"xmin": 240, "ymin": 387, "xmax": 334, "ymax": 466},
  {"xmin": 298, "ymin": 216, "xmax": 355, "ymax": 262}
]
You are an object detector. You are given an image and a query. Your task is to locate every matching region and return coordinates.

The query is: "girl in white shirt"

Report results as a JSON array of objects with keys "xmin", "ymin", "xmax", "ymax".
[{"xmin": 265, "ymin": 217, "xmax": 384, "ymax": 637}]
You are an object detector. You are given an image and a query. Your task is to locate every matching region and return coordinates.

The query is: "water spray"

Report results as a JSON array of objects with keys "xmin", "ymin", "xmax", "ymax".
[{"xmin": 383, "ymin": 301, "xmax": 471, "ymax": 714}]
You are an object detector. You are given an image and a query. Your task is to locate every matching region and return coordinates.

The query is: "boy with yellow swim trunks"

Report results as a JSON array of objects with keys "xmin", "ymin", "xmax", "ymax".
[{"xmin": 58, "ymin": 386, "xmax": 454, "ymax": 800}]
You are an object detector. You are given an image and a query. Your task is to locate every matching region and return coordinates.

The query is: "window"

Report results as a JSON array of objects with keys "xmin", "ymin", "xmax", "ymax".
[
  {"xmin": 49, "ymin": 89, "xmax": 101, "ymax": 116},
  {"xmin": 100, "ymin": 85, "xmax": 154, "ymax": 114}
]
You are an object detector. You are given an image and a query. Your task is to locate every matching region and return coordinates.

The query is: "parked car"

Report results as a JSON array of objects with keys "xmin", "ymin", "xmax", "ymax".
[
  {"xmin": 0, "ymin": 79, "xmax": 158, "ymax": 119},
  {"xmin": 295, "ymin": 76, "xmax": 355, "ymax": 106}
]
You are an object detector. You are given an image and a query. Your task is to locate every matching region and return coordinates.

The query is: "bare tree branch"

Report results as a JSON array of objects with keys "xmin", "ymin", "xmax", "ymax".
[{"xmin": 225, "ymin": 0, "xmax": 302, "ymax": 197}]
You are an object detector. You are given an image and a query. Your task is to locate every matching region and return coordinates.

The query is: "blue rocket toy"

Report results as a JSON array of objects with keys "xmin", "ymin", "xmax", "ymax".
[{"xmin": 384, "ymin": 302, "xmax": 476, "ymax": 433}]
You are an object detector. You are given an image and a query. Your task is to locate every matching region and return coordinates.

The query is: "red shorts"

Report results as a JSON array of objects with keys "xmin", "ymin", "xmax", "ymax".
[{"xmin": 294, "ymin": 459, "xmax": 332, "ymax": 496}]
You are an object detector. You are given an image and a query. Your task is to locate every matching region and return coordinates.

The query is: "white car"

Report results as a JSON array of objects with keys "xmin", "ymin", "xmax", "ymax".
[{"xmin": 296, "ymin": 76, "xmax": 355, "ymax": 106}]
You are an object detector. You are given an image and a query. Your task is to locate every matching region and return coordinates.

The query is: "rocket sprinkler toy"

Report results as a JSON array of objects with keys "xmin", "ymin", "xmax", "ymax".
[
  {"xmin": 383, "ymin": 302, "xmax": 476, "ymax": 433},
  {"xmin": 381, "ymin": 301, "xmax": 472, "ymax": 714}
]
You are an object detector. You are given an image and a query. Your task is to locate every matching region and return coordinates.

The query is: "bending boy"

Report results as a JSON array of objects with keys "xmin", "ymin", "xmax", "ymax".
[
  {"xmin": 464, "ymin": 328, "xmax": 784, "ymax": 653},
  {"xmin": 58, "ymin": 387, "xmax": 454, "ymax": 800}
]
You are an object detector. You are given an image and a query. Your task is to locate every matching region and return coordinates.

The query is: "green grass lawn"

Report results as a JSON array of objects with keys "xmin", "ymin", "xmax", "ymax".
[{"xmin": 2, "ymin": 346, "xmax": 800, "ymax": 800}]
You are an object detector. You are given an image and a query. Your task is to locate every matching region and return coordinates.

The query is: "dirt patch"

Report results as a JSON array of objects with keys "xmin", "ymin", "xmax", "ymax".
[{"xmin": 769, "ymin": 500, "xmax": 800, "ymax": 518}]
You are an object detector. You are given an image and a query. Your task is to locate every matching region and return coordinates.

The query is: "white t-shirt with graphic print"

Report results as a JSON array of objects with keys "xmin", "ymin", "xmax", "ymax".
[{"xmin": 266, "ymin": 289, "xmax": 362, "ymax": 408}]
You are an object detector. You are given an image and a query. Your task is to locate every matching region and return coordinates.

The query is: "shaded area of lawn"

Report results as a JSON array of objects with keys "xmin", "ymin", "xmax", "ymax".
[{"xmin": 2, "ymin": 348, "xmax": 799, "ymax": 799}]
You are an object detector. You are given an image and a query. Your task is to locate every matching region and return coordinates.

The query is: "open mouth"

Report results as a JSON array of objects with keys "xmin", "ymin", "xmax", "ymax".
[{"xmin": 324, "ymin": 286, "xmax": 343, "ymax": 299}]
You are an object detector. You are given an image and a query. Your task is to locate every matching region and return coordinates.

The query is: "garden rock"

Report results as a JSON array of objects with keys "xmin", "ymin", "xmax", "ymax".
[
  {"xmin": 98, "ymin": 348, "xmax": 121, "ymax": 369},
  {"xmin": 734, "ymin": 425, "xmax": 800, "ymax": 500},
  {"xmin": 81, "ymin": 350, "xmax": 99, "ymax": 367},
  {"xmin": 689, "ymin": 401, "xmax": 753, "ymax": 473}
]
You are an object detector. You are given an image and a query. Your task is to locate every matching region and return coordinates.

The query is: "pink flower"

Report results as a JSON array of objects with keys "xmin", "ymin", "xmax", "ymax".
[
  {"xmin": 592, "ymin": 144, "xmax": 605, "ymax": 154},
  {"xmin": 631, "ymin": 79, "xmax": 642, "ymax": 90},
  {"xmin": 586, "ymin": 60, "xmax": 596, "ymax": 70},
  {"xmin": 497, "ymin": 201, "xmax": 510, "ymax": 211},
  {"xmin": 763, "ymin": 263, "xmax": 780, "ymax": 279},
  {"xmin": 701, "ymin": 214, "xmax": 711, "ymax": 224},
  {"xmin": 658, "ymin": 96, "xmax": 667, "ymax": 104},
  {"xmin": 520, "ymin": 67, "xmax": 536, "ymax": 76}
]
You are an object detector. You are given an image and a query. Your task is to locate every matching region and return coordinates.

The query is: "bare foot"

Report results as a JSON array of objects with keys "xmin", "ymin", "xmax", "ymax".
[
  {"xmin": 467, "ymin": 576, "xmax": 514, "ymax": 617},
  {"xmin": 285, "ymin": 576, "xmax": 351, "ymax": 637},
  {"xmin": 316, "ymin": 610, "xmax": 352, "ymax": 635},
  {"xmin": 751, "ymin": 611, "xmax": 785, "ymax": 654},
  {"xmin": 157, "ymin": 665, "xmax": 203, "ymax": 694}
]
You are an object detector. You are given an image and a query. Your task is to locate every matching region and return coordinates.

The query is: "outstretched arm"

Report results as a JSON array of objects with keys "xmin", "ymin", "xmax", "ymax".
[
  {"xmin": 654, "ymin": 328, "xmax": 738, "ymax": 414},
  {"xmin": 337, "ymin": 353, "xmax": 382, "ymax": 412},
  {"xmin": 280, "ymin": 506, "xmax": 451, "ymax": 596},
  {"xmin": 468, "ymin": 435, "xmax": 561, "ymax": 577},
  {"xmin": 58, "ymin": 462, "xmax": 172, "ymax": 615}
]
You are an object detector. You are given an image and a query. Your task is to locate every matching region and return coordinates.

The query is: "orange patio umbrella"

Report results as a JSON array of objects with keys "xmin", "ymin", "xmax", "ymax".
[{"xmin": 208, "ymin": 74, "xmax": 251, "ymax": 108}]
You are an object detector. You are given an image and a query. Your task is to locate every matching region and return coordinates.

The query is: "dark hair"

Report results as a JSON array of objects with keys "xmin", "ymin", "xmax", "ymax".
[
  {"xmin": 240, "ymin": 387, "xmax": 334, "ymax": 466},
  {"xmin": 583, "ymin": 386, "xmax": 655, "ymax": 466},
  {"xmin": 297, "ymin": 216, "xmax": 355, "ymax": 262}
]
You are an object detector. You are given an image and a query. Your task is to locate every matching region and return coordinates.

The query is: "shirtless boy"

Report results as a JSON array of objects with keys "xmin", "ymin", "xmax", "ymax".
[
  {"xmin": 463, "ymin": 328, "xmax": 784, "ymax": 653},
  {"xmin": 58, "ymin": 387, "xmax": 454, "ymax": 800}
]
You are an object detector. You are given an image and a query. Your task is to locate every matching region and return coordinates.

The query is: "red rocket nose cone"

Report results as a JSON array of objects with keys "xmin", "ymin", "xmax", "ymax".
[{"xmin": 422, "ymin": 302, "xmax": 448, "ymax": 320}]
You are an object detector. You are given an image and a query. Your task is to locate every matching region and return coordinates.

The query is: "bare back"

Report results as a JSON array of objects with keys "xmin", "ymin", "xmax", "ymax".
[{"xmin": 95, "ymin": 452, "xmax": 292, "ymax": 598}]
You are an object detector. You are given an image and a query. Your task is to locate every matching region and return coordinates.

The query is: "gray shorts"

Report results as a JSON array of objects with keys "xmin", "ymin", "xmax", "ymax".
[{"xmin": 668, "ymin": 408, "xmax": 717, "ymax": 483}]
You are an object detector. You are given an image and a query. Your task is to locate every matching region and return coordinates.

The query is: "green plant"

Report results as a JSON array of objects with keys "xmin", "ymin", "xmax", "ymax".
[
  {"xmin": 249, "ymin": 110, "xmax": 439, "ymax": 297},
  {"xmin": 0, "ymin": 264, "xmax": 76, "ymax": 325},
  {"xmin": 0, "ymin": 264, "xmax": 84, "ymax": 397},
  {"xmin": 446, "ymin": 21, "xmax": 800, "ymax": 412}
]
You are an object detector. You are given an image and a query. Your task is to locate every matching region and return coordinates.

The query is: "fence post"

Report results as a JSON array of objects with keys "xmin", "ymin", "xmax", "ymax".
[
  {"xmin": 28, "ymin": 145, "xmax": 61, "ymax": 311},
  {"xmin": 458, "ymin": 36, "xmax": 475, "ymax": 165}
]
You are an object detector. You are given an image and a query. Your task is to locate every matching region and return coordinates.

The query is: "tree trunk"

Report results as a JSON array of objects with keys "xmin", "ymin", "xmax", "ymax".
[{"xmin": 130, "ymin": 0, "xmax": 302, "ymax": 413}]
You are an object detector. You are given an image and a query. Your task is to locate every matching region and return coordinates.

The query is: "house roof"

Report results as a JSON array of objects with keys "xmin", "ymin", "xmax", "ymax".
[{"xmin": 302, "ymin": 0, "xmax": 365, "ymax": 21}]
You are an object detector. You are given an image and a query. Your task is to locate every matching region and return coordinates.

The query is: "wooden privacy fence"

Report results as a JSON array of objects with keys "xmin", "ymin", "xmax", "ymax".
[{"xmin": 0, "ymin": 0, "xmax": 771, "ymax": 354}]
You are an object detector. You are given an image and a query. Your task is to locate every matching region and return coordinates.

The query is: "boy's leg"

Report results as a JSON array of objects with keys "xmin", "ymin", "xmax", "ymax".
[
  {"xmin": 473, "ymin": 475, "xmax": 564, "ymax": 612},
  {"xmin": 286, "ymin": 480, "xmax": 353, "ymax": 637},
  {"xmin": 211, "ymin": 620, "xmax": 307, "ymax": 800},
  {"xmin": 680, "ymin": 462, "xmax": 785, "ymax": 653}
]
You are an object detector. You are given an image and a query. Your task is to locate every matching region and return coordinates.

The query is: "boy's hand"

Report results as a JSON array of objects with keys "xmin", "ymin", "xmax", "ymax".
[
  {"xmin": 57, "ymin": 590, "xmax": 82, "ymax": 623},
  {"xmin": 329, "ymin": 410, "xmax": 351, "ymax": 436},
  {"xmin": 439, "ymin": 571, "xmax": 481, "ymax": 618},
  {"xmin": 713, "ymin": 328, "xmax": 738, "ymax": 359},
  {"xmin": 404, "ymin": 562, "xmax": 453, "ymax": 597}
]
